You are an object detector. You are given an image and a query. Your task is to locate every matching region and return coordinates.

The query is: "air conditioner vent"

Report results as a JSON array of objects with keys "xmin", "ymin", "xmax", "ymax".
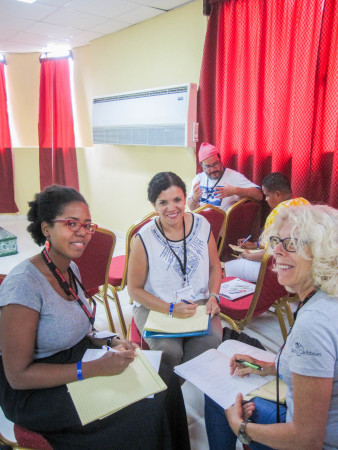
[{"xmin": 92, "ymin": 83, "xmax": 197, "ymax": 147}]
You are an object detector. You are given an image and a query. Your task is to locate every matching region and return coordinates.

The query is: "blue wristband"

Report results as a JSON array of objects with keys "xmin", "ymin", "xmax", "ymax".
[
  {"xmin": 76, "ymin": 361, "xmax": 83, "ymax": 381},
  {"xmin": 256, "ymin": 241, "xmax": 260, "ymax": 249},
  {"xmin": 169, "ymin": 303, "xmax": 174, "ymax": 317}
]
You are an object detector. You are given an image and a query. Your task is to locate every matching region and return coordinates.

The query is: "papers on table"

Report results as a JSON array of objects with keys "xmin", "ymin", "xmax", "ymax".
[
  {"xmin": 143, "ymin": 305, "xmax": 210, "ymax": 338},
  {"xmin": 220, "ymin": 278, "xmax": 255, "ymax": 300},
  {"xmin": 174, "ymin": 339, "xmax": 278, "ymax": 411},
  {"xmin": 67, "ymin": 348, "xmax": 166, "ymax": 425}
]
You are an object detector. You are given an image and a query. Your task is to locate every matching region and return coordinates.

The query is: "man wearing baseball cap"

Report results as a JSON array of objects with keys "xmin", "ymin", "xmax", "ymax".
[{"xmin": 187, "ymin": 142, "xmax": 262, "ymax": 212}]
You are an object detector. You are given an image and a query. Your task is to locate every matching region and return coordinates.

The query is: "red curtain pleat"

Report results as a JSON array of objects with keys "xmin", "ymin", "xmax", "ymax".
[
  {"xmin": 198, "ymin": 0, "xmax": 337, "ymax": 207},
  {"xmin": 39, "ymin": 57, "xmax": 79, "ymax": 190},
  {"xmin": 0, "ymin": 62, "xmax": 18, "ymax": 213}
]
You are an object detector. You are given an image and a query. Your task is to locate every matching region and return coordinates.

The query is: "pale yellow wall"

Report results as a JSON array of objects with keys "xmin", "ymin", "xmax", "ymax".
[
  {"xmin": 75, "ymin": 0, "xmax": 207, "ymax": 232},
  {"xmin": 6, "ymin": 0, "xmax": 207, "ymax": 231}
]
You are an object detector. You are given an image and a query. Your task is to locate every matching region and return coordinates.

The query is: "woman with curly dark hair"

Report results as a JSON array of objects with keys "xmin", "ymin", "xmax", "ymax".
[{"xmin": 0, "ymin": 184, "xmax": 190, "ymax": 450}]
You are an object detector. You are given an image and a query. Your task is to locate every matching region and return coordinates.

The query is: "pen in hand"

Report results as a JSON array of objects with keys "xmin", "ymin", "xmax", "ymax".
[
  {"xmin": 181, "ymin": 299, "xmax": 195, "ymax": 304},
  {"xmin": 235, "ymin": 359, "xmax": 263, "ymax": 371},
  {"xmin": 240, "ymin": 234, "xmax": 252, "ymax": 247},
  {"xmin": 101, "ymin": 345, "xmax": 119, "ymax": 353}
]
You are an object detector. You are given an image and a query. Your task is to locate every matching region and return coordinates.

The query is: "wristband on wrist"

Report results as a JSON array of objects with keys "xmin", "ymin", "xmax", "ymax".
[
  {"xmin": 256, "ymin": 241, "xmax": 260, "ymax": 249},
  {"xmin": 169, "ymin": 302, "xmax": 174, "ymax": 317},
  {"xmin": 76, "ymin": 361, "xmax": 83, "ymax": 381}
]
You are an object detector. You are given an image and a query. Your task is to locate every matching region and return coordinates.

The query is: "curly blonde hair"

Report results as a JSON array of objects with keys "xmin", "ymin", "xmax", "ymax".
[{"xmin": 261, "ymin": 204, "xmax": 338, "ymax": 297}]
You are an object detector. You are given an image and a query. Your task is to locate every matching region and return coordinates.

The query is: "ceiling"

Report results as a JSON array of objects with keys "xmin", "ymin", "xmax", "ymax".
[{"xmin": 0, "ymin": 0, "xmax": 195, "ymax": 54}]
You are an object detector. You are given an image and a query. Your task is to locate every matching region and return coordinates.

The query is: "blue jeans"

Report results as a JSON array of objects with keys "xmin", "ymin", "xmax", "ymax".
[{"xmin": 204, "ymin": 396, "xmax": 287, "ymax": 450}]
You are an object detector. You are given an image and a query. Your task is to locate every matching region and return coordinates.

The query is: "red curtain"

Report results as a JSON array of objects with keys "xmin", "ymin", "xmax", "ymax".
[
  {"xmin": 0, "ymin": 62, "xmax": 18, "ymax": 213},
  {"xmin": 198, "ymin": 0, "xmax": 338, "ymax": 208},
  {"xmin": 39, "ymin": 57, "xmax": 79, "ymax": 190}
]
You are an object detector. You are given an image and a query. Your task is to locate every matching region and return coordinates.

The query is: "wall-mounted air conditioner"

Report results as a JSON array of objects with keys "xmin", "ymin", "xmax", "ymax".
[{"xmin": 92, "ymin": 83, "xmax": 198, "ymax": 147}]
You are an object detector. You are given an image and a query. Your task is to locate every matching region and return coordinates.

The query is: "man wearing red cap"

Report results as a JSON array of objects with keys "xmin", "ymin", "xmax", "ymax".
[{"xmin": 187, "ymin": 143, "xmax": 262, "ymax": 212}]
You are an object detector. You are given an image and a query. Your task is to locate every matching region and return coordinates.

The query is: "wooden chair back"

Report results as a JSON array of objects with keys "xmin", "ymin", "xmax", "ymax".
[
  {"xmin": 193, "ymin": 204, "xmax": 227, "ymax": 256},
  {"xmin": 220, "ymin": 198, "xmax": 261, "ymax": 262}
]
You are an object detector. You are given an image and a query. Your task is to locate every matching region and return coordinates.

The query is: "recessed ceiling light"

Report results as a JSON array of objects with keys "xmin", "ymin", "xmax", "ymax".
[{"xmin": 16, "ymin": 0, "xmax": 37, "ymax": 3}]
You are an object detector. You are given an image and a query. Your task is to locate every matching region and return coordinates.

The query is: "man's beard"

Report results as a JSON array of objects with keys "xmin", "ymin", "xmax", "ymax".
[{"xmin": 208, "ymin": 168, "xmax": 223, "ymax": 180}]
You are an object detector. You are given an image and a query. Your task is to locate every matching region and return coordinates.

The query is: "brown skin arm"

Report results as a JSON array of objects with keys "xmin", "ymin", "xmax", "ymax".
[
  {"xmin": 226, "ymin": 373, "xmax": 332, "ymax": 449},
  {"xmin": 214, "ymin": 186, "xmax": 263, "ymax": 202},
  {"xmin": 241, "ymin": 249, "xmax": 266, "ymax": 262},
  {"xmin": 0, "ymin": 304, "xmax": 135, "ymax": 390}
]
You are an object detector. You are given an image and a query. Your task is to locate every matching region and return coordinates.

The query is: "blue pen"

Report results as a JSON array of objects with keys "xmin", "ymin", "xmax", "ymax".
[
  {"xmin": 181, "ymin": 299, "xmax": 195, "ymax": 304},
  {"xmin": 101, "ymin": 345, "xmax": 119, "ymax": 353},
  {"xmin": 240, "ymin": 234, "xmax": 252, "ymax": 247}
]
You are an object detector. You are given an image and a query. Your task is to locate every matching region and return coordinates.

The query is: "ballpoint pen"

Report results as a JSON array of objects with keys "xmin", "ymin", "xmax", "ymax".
[
  {"xmin": 240, "ymin": 234, "xmax": 252, "ymax": 247},
  {"xmin": 181, "ymin": 299, "xmax": 195, "ymax": 304},
  {"xmin": 101, "ymin": 345, "xmax": 119, "ymax": 353},
  {"xmin": 235, "ymin": 359, "xmax": 263, "ymax": 371}
]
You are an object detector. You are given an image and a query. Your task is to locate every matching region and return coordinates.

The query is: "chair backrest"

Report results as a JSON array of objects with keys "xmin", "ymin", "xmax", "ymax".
[
  {"xmin": 193, "ymin": 204, "xmax": 227, "ymax": 256},
  {"xmin": 14, "ymin": 424, "xmax": 52, "ymax": 450},
  {"xmin": 0, "ymin": 274, "xmax": 5, "ymax": 286},
  {"xmin": 220, "ymin": 198, "xmax": 261, "ymax": 262},
  {"xmin": 244, "ymin": 253, "xmax": 288, "ymax": 325},
  {"xmin": 118, "ymin": 211, "xmax": 158, "ymax": 291},
  {"xmin": 73, "ymin": 227, "xmax": 116, "ymax": 296}
]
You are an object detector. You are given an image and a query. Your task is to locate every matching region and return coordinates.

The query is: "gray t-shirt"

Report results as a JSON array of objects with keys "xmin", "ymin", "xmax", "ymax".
[
  {"xmin": 279, "ymin": 290, "xmax": 338, "ymax": 449},
  {"xmin": 0, "ymin": 259, "xmax": 92, "ymax": 359}
]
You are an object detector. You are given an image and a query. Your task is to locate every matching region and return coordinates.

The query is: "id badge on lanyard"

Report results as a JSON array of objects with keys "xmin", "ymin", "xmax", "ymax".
[{"xmin": 174, "ymin": 285, "xmax": 195, "ymax": 303}]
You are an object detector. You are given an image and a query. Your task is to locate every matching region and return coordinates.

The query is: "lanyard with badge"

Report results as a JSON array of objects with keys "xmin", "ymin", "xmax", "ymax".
[
  {"xmin": 158, "ymin": 217, "xmax": 195, "ymax": 302},
  {"xmin": 41, "ymin": 247, "xmax": 96, "ymax": 331},
  {"xmin": 206, "ymin": 171, "xmax": 224, "ymax": 201}
]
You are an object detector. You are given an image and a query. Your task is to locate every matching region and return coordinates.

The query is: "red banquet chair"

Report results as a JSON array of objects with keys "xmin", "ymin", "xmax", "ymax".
[
  {"xmin": 193, "ymin": 204, "xmax": 227, "ymax": 257},
  {"xmin": 220, "ymin": 198, "xmax": 261, "ymax": 263},
  {"xmin": 219, "ymin": 253, "xmax": 290, "ymax": 337},
  {"xmin": 73, "ymin": 227, "xmax": 120, "ymax": 334},
  {"xmin": 128, "ymin": 316, "xmax": 150, "ymax": 350},
  {"xmin": 13, "ymin": 424, "xmax": 52, "ymax": 450},
  {"xmin": 108, "ymin": 211, "xmax": 158, "ymax": 318}
]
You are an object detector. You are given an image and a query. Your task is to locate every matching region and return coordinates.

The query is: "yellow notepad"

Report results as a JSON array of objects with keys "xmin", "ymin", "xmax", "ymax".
[
  {"xmin": 67, "ymin": 349, "xmax": 167, "ymax": 425},
  {"xmin": 144, "ymin": 305, "xmax": 209, "ymax": 333},
  {"xmin": 245, "ymin": 379, "xmax": 287, "ymax": 404}
]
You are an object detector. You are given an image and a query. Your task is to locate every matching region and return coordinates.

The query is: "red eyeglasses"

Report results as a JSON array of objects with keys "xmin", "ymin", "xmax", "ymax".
[{"xmin": 51, "ymin": 219, "xmax": 98, "ymax": 234}]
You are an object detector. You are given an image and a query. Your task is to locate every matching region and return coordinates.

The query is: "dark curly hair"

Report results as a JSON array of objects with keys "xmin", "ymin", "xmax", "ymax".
[
  {"xmin": 262, "ymin": 172, "xmax": 292, "ymax": 194},
  {"xmin": 27, "ymin": 185, "xmax": 87, "ymax": 246},
  {"xmin": 148, "ymin": 172, "xmax": 186, "ymax": 204}
]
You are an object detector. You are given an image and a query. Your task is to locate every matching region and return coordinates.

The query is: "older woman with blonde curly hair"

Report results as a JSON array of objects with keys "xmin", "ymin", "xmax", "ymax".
[{"xmin": 205, "ymin": 204, "xmax": 338, "ymax": 450}]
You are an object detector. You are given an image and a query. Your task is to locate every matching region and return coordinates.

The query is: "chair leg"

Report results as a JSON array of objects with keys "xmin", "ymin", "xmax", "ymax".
[
  {"xmin": 108, "ymin": 287, "xmax": 127, "ymax": 339},
  {"xmin": 101, "ymin": 293, "xmax": 116, "ymax": 334},
  {"xmin": 219, "ymin": 313, "xmax": 240, "ymax": 333},
  {"xmin": 274, "ymin": 304, "xmax": 288, "ymax": 341},
  {"xmin": 284, "ymin": 301, "xmax": 295, "ymax": 328}
]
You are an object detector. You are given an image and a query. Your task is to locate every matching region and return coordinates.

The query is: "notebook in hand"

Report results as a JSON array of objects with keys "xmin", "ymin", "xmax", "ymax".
[
  {"xmin": 174, "ymin": 339, "xmax": 277, "ymax": 411},
  {"xmin": 143, "ymin": 305, "xmax": 210, "ymax": 338},
  {"xmin": 220, "ymin": 278, "xmax": 255, "ymax": 300},
  {"xmin": 67, "ymin": 348, "xmax": 167, "ymax": 425}
]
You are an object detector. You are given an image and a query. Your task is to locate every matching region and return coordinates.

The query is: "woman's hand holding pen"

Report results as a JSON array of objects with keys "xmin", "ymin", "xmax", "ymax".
[
  {"xmin": 172, "ymin": 300, "xmax": 197, "ymax": 318},
  {"xmin": 230, "ymin": 354, "xmax": 276, "ymax": 377},
  {"xmin": 237, "ymin": 239, "xmax": 257, "ymax": 249},
  {"xmin": 84, "ymin": 348, "xmax": 136, "ymax": 378}
]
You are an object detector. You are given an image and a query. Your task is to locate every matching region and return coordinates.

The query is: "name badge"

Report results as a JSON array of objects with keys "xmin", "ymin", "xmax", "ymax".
[{"xmin": 174, "ymin": 285, "xmax": 195, "ymax": 303}]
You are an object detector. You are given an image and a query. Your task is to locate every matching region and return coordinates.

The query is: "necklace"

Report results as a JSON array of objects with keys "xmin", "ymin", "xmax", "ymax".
[
  {"xmin": 158, "ymin": 217, "xmax": 188, "ymax": 286},
  {"xmin": 41, "ymin": 247, "xmax": 96, "ymax": 330}
]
